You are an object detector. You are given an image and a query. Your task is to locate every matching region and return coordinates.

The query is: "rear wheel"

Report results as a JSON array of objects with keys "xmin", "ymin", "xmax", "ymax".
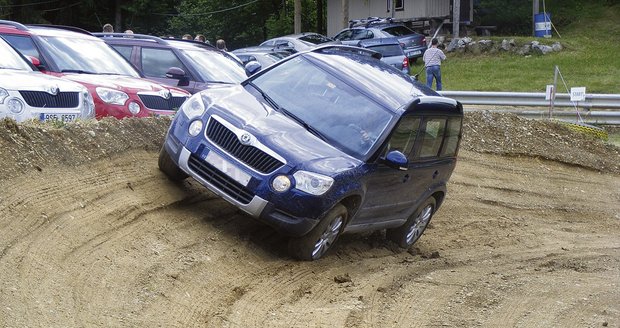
[
  {"xmin": 387, "ymin": 197, "xmax": 436, "ymax": 248},
  {"xmin": 289, "ymin": 204, "xmax": 347, "ymax": 261},
  {"xmin": 158, "ymin": 146, "xmax": 188, "ymax": 181}
]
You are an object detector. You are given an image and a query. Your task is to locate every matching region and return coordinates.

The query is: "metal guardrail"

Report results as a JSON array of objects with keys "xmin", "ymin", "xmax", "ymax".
[
  {"xmin": 462, "ymin": 109, "xmax": 620, "ymax": 125},
  {"xmin": 438, "ymin": 91, "xmax": 620, "ymax": 109}
]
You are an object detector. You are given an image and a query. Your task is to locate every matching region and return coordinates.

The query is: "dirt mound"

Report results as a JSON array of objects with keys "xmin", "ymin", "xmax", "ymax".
[{"xmin": 1, "ymin": 112, "xmax": 618, "ymax": 181}]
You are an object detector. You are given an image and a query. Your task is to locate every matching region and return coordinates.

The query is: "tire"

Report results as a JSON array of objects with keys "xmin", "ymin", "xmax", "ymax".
[
  {"xmin": 158, "ymin": 146, "xmax": 188, "ymax": 181},
  {"xmin": 288, "ymin": 204, "xmax": 348, "ymax": 261},
  {"xmin": 386, "ymin": 197, "xmax": 436, "ymax": 248}
]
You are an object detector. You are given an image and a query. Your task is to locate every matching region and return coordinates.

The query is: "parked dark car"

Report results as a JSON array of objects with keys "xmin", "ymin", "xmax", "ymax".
[
  {"xmin": 0, "ymin": 20, "xmax": 190, "ymax": 119},
  {"xmin": 260, "ymin": 32, "xmax": 337, "ymax": 54},
  {"xmin": 357, "ymin": 37, "xmax": 409, "ymax": 74},
  {"xmin": 96, "ymin": 33, "xmax": 255, "ymax": 94},
  {"xmin": 334, "ymin": 17, "xmax": 426, "ymax": 61},
  {"xmin": 158, "ymin": 45, "xmax": 463, "ymax": 260}
]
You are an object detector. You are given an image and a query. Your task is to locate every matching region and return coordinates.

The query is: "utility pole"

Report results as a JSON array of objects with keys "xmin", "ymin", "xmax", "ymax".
[
  {"xmin": 294, "ymin": 0, "xmax": 301, "ymax": 34},
  {"xmin": 532, "ymin": 0, "xmax": 539, "ymax": 37},
  {"xmin": 452, "ymin": 0, "xmax": 460, "ymax": 38},
  {"xmin": 342, "ymin": 0, "xmax": 349, "ymax": 29}
]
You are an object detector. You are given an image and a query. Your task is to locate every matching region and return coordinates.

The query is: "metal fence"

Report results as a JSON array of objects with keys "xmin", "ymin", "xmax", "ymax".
[{"xmin": 438, "ymin": 91, "xmax": 620, "ymax": 109}]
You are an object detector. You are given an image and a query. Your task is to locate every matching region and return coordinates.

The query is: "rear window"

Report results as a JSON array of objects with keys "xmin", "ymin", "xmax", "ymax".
[
  {"xmin": 367, "ymin": 44, "xmax": 403, "ymax": 57},
  {"xmin": 299, "ymin": 34, "xmax": 332, "ymax": 45},
  {"xmin": 382, "ymin": 26, "xmax": 414, "ymax": 36}
]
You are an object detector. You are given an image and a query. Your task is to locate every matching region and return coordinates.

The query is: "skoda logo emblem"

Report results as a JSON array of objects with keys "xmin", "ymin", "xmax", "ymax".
[
  {"xmin": 46, "ymin": 85, "xmax": 60, "ymax": 96},
  {"xmin": 159, "ymin": 90, "xmax": 171, "ymax": 99},
  {"xmin": 239, "ymin": 133, "xmax": 251, "ymax": 145}
]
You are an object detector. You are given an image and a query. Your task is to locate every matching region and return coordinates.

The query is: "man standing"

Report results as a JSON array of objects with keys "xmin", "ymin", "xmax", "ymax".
[{"xmin": 423, "ymin": 38, "xmax": 446, "ymax": 91}]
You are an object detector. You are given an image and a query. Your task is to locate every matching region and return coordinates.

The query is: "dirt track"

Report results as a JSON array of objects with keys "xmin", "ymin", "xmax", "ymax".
[{"xmin": 0, "ymin": 114, "xmax": 619, "ymax": 327}]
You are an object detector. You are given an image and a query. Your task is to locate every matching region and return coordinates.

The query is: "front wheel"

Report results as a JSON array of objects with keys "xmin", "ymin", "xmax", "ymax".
[
  {"xmin": 386, "ymin": 197, "xmax": 436, "ymax": 248},
  {"xmin": 288, "ymin": 204, "xmax": 348, "ymax": 261},
  {"xmin": 158, "ymin": 146, "xmax": 188, "ymax": 181}
]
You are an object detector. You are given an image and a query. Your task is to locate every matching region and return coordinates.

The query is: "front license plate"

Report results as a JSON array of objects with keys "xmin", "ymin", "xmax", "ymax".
[
  {"xmin": 40, "ymin": 113, "xmax": 77, "ymax": 123},
  {"xmin": 205, "ymin": 151, "xmax": 251, "ymax": 186}
]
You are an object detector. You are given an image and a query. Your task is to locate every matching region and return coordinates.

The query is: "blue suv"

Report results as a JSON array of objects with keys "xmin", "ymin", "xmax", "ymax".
[{"xmin": 159, "ymin": 45, "xmax": 463, "ymax": 260}]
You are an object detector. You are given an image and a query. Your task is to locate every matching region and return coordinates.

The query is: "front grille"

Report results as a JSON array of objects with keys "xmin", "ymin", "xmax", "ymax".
[
  {"xmin": 19, "ymin": 91, "xmax": 79, "ymax": 108},
  {"xmin": 206, "ymin": 119, "xmax": 284, "ymax": 174},
  {"xmin": 188, "ymin": 154, "xmax": 254, "ymax": 204},
  {"xmin": 138, "ymin": 95, "xmax": 186, "ymax": 110}
]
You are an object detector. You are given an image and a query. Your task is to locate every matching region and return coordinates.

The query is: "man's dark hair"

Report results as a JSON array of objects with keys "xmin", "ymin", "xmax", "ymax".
[{"xmin": 431, "ymin": 38, "xmax": 438, "ymax": 46}]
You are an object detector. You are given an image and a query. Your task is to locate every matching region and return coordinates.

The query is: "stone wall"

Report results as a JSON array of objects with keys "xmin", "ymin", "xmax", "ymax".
[{"xmin": 441, "ymin": 37, "xmax": 563, "ymax": 56}]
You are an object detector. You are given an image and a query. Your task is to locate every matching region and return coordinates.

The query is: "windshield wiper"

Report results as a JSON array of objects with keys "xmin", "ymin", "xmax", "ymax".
[
  {"xmin": 206, "ymin": 80, "xmax": 234, "ymax": 84},
  {"xmin": 61, "ymin": 69, "xmax": 96, "ymax": 74}
]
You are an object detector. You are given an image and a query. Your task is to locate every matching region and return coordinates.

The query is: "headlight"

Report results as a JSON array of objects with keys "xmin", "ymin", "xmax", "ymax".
[
  {"xmin": 188, "ymin": 120, "xmax": 203, "ymax": 136},
  {"xmin": 82, "ymin": 90, "xmax": 95, "ymax": 118},
  {"xmin": 181, "ymin": 94, "xmax": 206, "ymax": 119},
  {"xmin": 96, "ymin": 87, "xmax": 129, "ymax": 105},
  {"xmin": 128, "ymin": 101, "xmax": 141, "ymax": 115},
  {"xmin": 293, "ymin": 171, "xmax": 333, "ymax": 195},
  {"xmin": 8, "ymin": 98, "xmax": 24, "ymax": 114},
  {"xmin": 272, "ymin": 175, "xmax": 291, "ymax": 192},
  {"xmin": 0, "ymin": 88, "xmax": 8, "ymax": 104}
]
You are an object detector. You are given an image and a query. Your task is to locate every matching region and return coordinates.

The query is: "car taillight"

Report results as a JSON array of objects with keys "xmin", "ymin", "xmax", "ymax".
[
  {"xmin": 403, "ymin": 56, "xmax": 409, "ymax": 69},
  {"xmin": 422, "ymin": 37, "xmax": 427, "ymax": 46}
]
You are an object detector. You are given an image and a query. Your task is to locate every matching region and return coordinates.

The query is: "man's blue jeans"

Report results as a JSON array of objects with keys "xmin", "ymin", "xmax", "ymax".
[{"xmin": 426, "ymin": 65, "xmax": 442, "ymax": 90}]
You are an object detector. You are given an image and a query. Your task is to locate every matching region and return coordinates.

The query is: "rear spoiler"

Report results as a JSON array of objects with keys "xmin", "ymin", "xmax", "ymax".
[{"xmin": 404, "ymin": 95, "xmax": 462, "ymax": 115}]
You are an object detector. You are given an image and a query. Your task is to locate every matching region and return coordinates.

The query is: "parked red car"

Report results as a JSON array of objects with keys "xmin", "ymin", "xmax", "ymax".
[{"xmin": 0, "ymin": 20, "xmax": 190, "ymax": 119}]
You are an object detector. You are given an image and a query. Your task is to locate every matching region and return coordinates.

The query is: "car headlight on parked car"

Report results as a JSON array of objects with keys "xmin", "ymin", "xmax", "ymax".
[
  {"xmin": 272, "ymin": 175, "xmax": 291, "ymax": 192},
  {"xmin": 7, "ymin": 98, "xmax": 24, "ymax": 114},
  {"xmin": 96, "ymin": 87, "xmax": 129, "ymax": 105},
  {"xmin": 181, "ymin": 94, "xmax": 206, "ymax": 119},
  {"xmin": 0, "ymin": 88, "xmax": 8, "ymax": 104},
  {"xmin": 293, "ymin": 171, "xmax": 334, "ymax": 195}
]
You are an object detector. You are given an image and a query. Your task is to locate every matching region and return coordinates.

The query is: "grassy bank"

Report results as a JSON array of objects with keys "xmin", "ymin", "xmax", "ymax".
[{"xmin": 411, "ymin": 3, "xmax": 619, "ymax": 93}]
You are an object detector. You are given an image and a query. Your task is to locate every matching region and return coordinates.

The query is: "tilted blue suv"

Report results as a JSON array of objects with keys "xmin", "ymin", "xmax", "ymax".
[{"xmin": 159, "ymin": 45, "xmax": 463, "ymax": 260}]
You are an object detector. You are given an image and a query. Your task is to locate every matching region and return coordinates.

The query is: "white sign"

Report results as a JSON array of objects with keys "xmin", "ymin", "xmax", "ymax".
[
  {"xmin": 545, "ymin": 85, "xmax": 555, "ymax": 100},
  {"xmin": 570, "ymin": 87, "xmax": 586, "ymax": 102}
]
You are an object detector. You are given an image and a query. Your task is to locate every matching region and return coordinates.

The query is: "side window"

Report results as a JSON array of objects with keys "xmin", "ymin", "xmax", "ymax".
[
  {"xmin": 335, "ymin": 30, "xmax": 353, "ymax": 40},
  {"xmin": 2, "ymin": 34, "xmax": 45, "ymax": 65},
  {"xmin": 387, "ymin": 116, "xmax": 420, "ymax": 159},
  {"xmin": 141, "ymin": 47, "xmax": 187, "ymax": 78},
  {"xmin": 440, "ymin": 117, "xmax": 462, "ymax": 157},
  {"xmin": 111, "ymin": 45, "xmax": 133, "ymax": 62},
  {"xmin": 418, "ymin": 118, "xmax": 447, "ymax": 158}
]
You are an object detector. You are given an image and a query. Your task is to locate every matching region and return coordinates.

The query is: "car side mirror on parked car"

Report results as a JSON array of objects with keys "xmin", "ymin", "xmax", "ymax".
[
  {"xmin": 382, "ymin": 150, "xmax": 408, "ymax": 171},
  {"xmin": 28, "ymin": 56, "xmax": 46, "ymax": 71},
  {"xmin": 245, "ymin": 61, "xmax": 262, "ymax": 76},
  {"xmin": 166, "ymin": 67, "xmax": 190, "ymax": 87}
]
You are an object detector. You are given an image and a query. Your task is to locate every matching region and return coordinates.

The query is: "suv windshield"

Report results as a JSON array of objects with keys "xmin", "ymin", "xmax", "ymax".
[
  {"xmin": 251, "ymin": 56, "xmax": 392, "ymax": 158},
  {"xmin": 0, "ymin": 38, "xmax": 32, "ymax": 71},
  {"xmin": 181, "ymin": 48, "xmax": 246, "ymax": 83},
  {"xmin": 39, "ymin": 36, "xmax": 140, "ymax": 76}
]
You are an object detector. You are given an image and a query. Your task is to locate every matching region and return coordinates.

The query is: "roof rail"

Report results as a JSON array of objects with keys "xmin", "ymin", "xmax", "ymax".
[
  {"xmin": 0, "ymin": 20, "xmax": 29, "ymax": 31},
  {"xmin": 29, "ymin": 24, "xmax": 92, "ymax": 35},
  {"xmin": 93, "ymin": 32, "xmax": 168, "ymax": 44},
  {"xmin": 348, "ymin": 17, "xmax": 394, "ymax": 28},
  {"xmin": 311, "ymin": 45, "xmax": 382, "ymax": 60}
]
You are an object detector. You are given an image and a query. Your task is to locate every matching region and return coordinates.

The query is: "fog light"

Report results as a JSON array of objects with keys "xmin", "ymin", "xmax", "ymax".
[
  {"xmin": 8, "ymin": 98, "xmax": 24, "ymax": 114},
  {"xmin": 188, "ymin": 120, "xmax": 203, "ymax": 137},
  {"xmin": 128, "ymin": 101, "xmax": 141, "ymax": 115},
  {"xmin": 272, "ymin": 175, "xmax": 291, "ymax": 192}
]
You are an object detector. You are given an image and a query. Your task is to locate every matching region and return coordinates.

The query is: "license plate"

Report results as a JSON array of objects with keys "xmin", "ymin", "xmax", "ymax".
[
  {"xmin": 40, "ymin": 113, "xmax": 77, "ymax": 123},
  {"xmin": 408, "ymin": 50, "xmax": 422, "ymax": 56},
  {"xmin": 205, "ymin": 151, "xmax": 251, "ymax": 186}
]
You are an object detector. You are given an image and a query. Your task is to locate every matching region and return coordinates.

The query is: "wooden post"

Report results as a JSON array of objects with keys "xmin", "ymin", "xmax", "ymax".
[
  {"xmin": 452, "ymin": 0, "xmax": 460, "ymax": 38},
  {"xmin": 294, "ymin": 0, "xmax": 302, "ymax": 34}
]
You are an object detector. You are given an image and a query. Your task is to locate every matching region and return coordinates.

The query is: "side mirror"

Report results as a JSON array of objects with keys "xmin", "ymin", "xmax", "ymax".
[
  {"xmin": 383, "ymin": 150, "xmax": 408, "ymax": 171},
  {"xmin": 28, "ymin": 56, "xmax": 45, "ymax": 70},
  {"xmin": 245, "ymin": 61, "xmax": 262, "ymax": 76},
  {"xmin": 166, "ymin": 67, "xmax": 189, "ymax": 87}
]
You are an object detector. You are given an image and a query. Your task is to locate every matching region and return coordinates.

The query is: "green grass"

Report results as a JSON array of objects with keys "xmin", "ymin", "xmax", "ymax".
[{"xmin": 411, "ymin": 3, "xmax": 620, "ymax": 93}]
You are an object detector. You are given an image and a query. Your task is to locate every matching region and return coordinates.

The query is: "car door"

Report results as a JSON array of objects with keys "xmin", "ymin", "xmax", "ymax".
[
  {"xmin": 139, "ymin": 46, "xmax": 198, "ymax": 93},
  {"xmin": 353, "ymin": 114, "xmax": 461, "ymax": 228}
]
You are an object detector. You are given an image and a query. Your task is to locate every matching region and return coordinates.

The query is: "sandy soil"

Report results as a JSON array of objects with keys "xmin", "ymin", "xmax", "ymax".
[{"xmin": 0, "ymin": 113, "xmax": 618, "ymax": 327}]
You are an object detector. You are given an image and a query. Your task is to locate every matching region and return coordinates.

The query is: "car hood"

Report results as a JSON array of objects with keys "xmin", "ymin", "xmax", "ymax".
[
  {"xmin": 59, "ymin": 73, "xmax": 187, "ymax": 94},
  {"xmin": 201, "ymin": 85, "xmax": 361, "ymax": 175},
  {"xmin": 0, "ymin": 70, "xmax": 85, "ymax": 91}
]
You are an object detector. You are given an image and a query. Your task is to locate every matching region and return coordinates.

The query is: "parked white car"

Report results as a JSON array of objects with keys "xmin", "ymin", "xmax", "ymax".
[{"xmin": 0, "ymin": 37, "xmax": 94, "ymax": 122}]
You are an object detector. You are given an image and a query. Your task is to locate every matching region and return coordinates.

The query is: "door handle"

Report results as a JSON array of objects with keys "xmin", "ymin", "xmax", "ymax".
[
  {"xmin": 402, "ymin": 174, "xmax": 410, "ymax": 183},
  {"xmin": 432, "ymin": 170, "xmax": 439, "ymax": 179}
]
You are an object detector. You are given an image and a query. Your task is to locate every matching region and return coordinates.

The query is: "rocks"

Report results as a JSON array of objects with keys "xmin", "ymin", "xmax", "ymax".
[{"xmin": 449, "ymin": 37, "xmax": 563, "ymax": 56}]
